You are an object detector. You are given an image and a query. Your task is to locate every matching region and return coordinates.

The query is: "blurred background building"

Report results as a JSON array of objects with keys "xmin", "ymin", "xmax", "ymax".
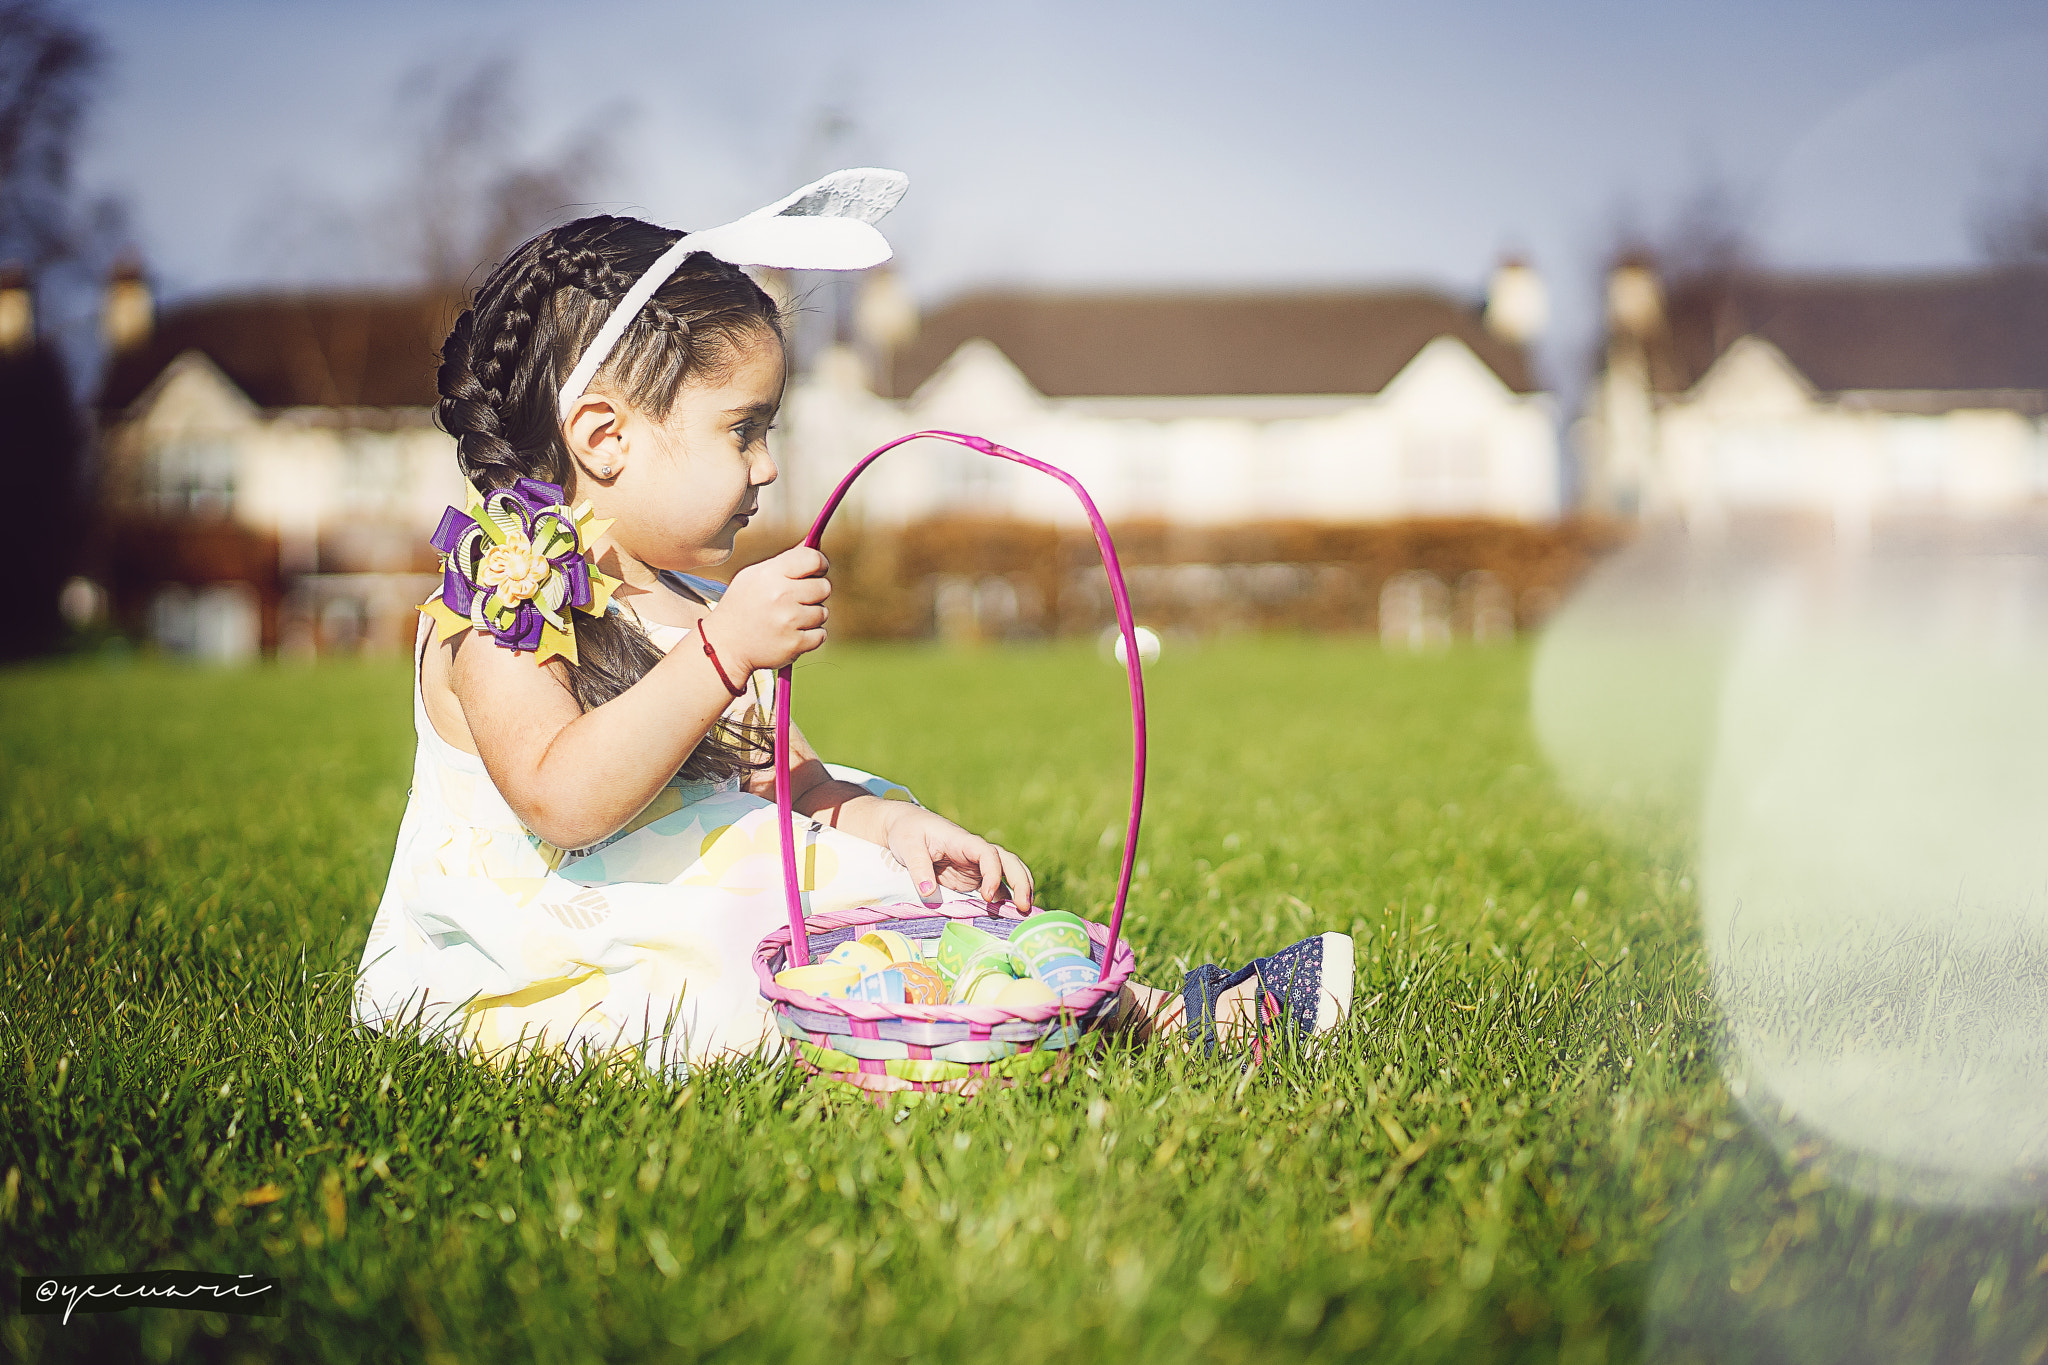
[
  {"xmin": 9, "ymin": 1, "xmax": 2048, "ymax": 660},
  {"xmin": 780, "ymin": 259, "xmax": 1558, "ymax": 527},
  {"xmin": 760, "ymin": 259, "xmax": 1588, "ymax": 647},
  {"xmin": 90, "ymin": 276, "xmax": 459, "ymax": 660},
  {"xmin": 1580, "ymin": 260, "xmax": 2048, "ymax": 542}
]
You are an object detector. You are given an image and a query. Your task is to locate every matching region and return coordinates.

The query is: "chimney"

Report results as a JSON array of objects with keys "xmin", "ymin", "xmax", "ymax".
[
  {"xmin": 102, "ymin": 256, "xmax": 153, "ymax": 353},
  {"xmin": 1483, "ymin": 256, "xmax": 1548, "ymax": 345},
  {"xmin": 854, "ymin": 267, "xmax": 919, "ymax": 394},
  {"xmin": 0, "ymin": 264, "xmax": 31, "ymax": 356},
  {"xmin": 1606, "ymin": 255, "xmax": 1665, "ymax": 339}
]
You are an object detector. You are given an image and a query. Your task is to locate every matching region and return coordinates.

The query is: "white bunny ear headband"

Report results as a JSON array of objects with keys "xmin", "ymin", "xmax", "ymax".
[{"xmin": 556, "ymin": 167, "xmax": 909, "ymax": 420}]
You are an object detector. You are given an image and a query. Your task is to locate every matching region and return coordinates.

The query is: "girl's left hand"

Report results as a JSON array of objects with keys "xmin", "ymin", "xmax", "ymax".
[{"xmin": 883, "ymin": 807, "xmax": 1035, "ymax": 914}]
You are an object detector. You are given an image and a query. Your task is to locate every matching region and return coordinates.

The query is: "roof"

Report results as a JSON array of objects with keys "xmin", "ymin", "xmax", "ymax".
[
  {"xmin": 1651, "ymin": 267, "xmax": 2048, "ymax": 399},
  {"xmin": 883, "ymin": 288, "xmax": 1538, "ymax": 400},
  {"xmin": 98, "ymin": 290, "xmax": 460, "ymax": 413}
]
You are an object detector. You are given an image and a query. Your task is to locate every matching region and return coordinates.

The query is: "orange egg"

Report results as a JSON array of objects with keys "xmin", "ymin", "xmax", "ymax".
[{"xmin": 893, "ymin": 961, "xmax": 948, "ymax": 1005}]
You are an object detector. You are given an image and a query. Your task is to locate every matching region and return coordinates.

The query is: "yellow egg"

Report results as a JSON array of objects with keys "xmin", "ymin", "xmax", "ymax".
[
  {"xmin": 775, "ymin": 964, "xmax": 860, "ymax": 996},
  {"xmin": 859, "ymin": 929, "xmax": 917, "ymax": 963},
  {"xmin": 953, "ymin": 964, "xmax": 1015, "ymax": 1006},
  {"xmin": 825, "ymin": 941, "xmax": 891, "ymax": 975},
  {"xmin": 993, "ymin": 977, "xmax": 1057, "ymax": 1008}
]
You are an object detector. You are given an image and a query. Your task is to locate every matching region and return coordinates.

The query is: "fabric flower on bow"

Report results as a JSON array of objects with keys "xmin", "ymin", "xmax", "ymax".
[{"xmin": 417, "ymin": 478, "xmax": 620, "ymax": 665}]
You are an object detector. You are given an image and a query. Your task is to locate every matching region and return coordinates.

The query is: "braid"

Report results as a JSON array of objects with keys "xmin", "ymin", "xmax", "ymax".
[
  {"xmin": 479, "ymin": 259, "xmax": 554, "ymax": 406},
  {"xmin": 439, "ymin": 227, "xmax": 635, "ymax": 488},
  {"xmin": 435, "ymin": 306, "xmax": 522, "ymax": 484},
  {"xmin": 429, "ymin": 213, "xmax": 783, "ymax": 782},
  {"xmin": 642, "ymin": 296, "xmax": 694, "ymax": 340},
  {"xmin": 557, "ymin": 232, "xmax": 700, "ymax": 369},
  {"xmin": 554, "ymin": 238, "xmax": 633, "ymax": 300}
]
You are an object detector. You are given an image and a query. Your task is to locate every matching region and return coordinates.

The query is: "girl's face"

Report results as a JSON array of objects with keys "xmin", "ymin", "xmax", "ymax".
[{"xmin": 593, "ymin": 330, "xmax": 785, "ymax": 573}]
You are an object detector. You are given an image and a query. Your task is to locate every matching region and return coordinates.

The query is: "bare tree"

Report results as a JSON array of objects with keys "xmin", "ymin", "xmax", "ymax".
[
  {"xmin": 1603, "ymin": 167, "xmax": 1765, "ymax": 292},
  {"xmin": 0, "ymin": 1, "xmax": 110, "ymax": 656},
  {"xmin": 237, "ymin": 55, "xmax": 625, "ymax": 290},
  {"xmin": 381, "ymin": 56, "xmax": 623, "ymax": 286},
  {"xmin": 0, "ymin": 0, "xmax": 100, "ymax": 271},
  {"xmin": 1972, "ymin": 162, "xmax": 2048, "ymax": 266},
  {"xmin": 1657, "ymin": 174, "xmax": 1762, "ymax": 286}
]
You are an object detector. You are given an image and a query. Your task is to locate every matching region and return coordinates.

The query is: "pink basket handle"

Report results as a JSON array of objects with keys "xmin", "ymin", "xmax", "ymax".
[{"xmin": 776, "ymin": 430, "xmax": 1148, "ymax": 981}]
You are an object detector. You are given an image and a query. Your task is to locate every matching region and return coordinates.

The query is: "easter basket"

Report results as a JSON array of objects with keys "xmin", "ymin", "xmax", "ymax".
[{"xmin": 752, "ymin": 430, "xmax": 1147, "ymax": 1097}]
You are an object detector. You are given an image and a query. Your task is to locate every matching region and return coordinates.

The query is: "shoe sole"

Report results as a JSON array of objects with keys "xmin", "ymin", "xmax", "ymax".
[{"xmin": 1314, "ymin": 932, "xmax": 1355, "ymax": 1035}]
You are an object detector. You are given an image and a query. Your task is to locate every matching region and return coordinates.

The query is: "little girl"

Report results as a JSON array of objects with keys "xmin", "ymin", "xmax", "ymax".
[{"xmin": 352, "ymin": 172, "xmax": 1352, "ymax": 1073}]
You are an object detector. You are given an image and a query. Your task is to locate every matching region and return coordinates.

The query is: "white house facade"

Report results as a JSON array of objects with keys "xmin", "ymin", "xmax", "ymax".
[
  {"xmin": 94, "ymin": 290, "xmax": 460, "ymax": 658},
  {"xmin": 1578, "ymin": 264, "xmax": 2048, "ymax": 539},
  {"xmin": 774, "ymin": 279, "xmax": 1562, "ymax": 531}
]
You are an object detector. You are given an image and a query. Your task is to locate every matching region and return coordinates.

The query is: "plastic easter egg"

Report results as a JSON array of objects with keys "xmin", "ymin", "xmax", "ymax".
[
  {"xmin": 935, "ymin": 921, "xmax": 1004, "ymax": 982},
  {"xmin": 1008, "ymin": 911, "xmax": 1092, "ymax": 972},
  {"xmin": 962, "ymin": 968, "xmax": 1018, "ymax": 1006},
  {"xmin": 959, "ymin": 944, "xmax": 1020, "ymax": 982},
  {"xmin": 1033, "ymin": 954, "xmax": 1100, "ymax": 997},
  {"xmin": 840, "ymin": 967, "xmax": 907, "ymax": 1004},
  {"xmin": 950, "ymin": 962, "xmax": 1012, "ymax": 1005},
  {"xmin": 775, "ymin": 963, "xmax": 861, "ymax": 997},
  {"xmin": 860, "ymin": 929, "xmax": 916, "ymax": 963},
  {"xmin": 825, "ymin": 940, "xmax": 891, "ymax": 975},
  {"xmin": 893, "ymin": 961, "xmax": 947, "ymax": 1005},
  {"xmin": 993, "ymin": 977, "xmax": 1057, "ymax": 1008},
  {"xmin": 1115, "ymin": 626, "xmax": 1162, "ymax": 668}
]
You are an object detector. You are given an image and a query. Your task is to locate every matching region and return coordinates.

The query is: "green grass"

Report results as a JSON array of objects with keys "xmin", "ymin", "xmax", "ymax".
[{"xmin": 3, "ymin": 639, "xmax": 2043, "ymax": 1364}]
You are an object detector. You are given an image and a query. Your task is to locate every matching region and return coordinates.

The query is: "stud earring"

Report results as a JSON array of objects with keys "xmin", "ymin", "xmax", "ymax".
[{"xmin": 600, "ymin": 463, "xmax": 612, "ymax": 477}]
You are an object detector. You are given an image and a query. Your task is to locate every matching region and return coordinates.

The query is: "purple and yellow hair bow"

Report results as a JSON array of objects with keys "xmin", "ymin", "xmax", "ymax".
[{"xmin": 418, "ymin": 478, "xmax": 619, "ymax": 666}]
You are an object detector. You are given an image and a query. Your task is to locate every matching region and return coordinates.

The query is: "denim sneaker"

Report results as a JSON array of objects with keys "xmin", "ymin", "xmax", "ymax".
[
  {"xmin": 1251, "ymin": 933, "xmax": 1355, "ymax": 1042},
  {"xmin": 1181, "ymin": 960, "xmax": 1258, "ymax": 1053}
]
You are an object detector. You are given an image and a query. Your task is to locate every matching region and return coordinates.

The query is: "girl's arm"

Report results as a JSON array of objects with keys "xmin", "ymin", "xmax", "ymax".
[
  {"xmin": 767, "ymin": 731, "xmax": 1036, "ymax": 912},
  {"xmin": 453, "ymin": 547, "xmax": 829, "ymax": 851}
]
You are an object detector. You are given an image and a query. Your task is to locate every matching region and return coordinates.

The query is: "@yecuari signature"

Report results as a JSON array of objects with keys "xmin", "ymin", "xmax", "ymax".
[{"xmin": 21, "ymin": 1272, "xmax": 282, "ymax": 1324}]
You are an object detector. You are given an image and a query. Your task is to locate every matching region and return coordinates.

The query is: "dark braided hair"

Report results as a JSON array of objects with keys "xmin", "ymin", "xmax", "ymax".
[{"xmin": 435, "ymin": 216, "xmax": 785, "ymax": 783}]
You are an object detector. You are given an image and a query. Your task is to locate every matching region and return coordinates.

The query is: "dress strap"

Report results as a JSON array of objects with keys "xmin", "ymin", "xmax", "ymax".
[
  {"xmin": 410, "ymin": 594, "xmax": 486, "ymax": 771},
  {"xmin": 412, "ymin": 606, "xmax": 437, "ymax": 733}
]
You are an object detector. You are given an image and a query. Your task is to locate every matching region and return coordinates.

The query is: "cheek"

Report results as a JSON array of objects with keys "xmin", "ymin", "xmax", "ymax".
[{"xmin": 673, "ymin": 468, "xmax": 746, "ymax": 538}]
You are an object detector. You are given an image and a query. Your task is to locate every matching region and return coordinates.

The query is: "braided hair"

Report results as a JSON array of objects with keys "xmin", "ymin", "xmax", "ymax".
[{"xmin": 435, "ymin": 216, "xmax": 784, "ymax": 782}]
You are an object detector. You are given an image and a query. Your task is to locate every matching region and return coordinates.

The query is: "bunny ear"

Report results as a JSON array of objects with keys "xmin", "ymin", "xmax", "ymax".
[
  {"xmin": 746, "ymin": 168, "xmax": 910, "ymax": 226},
  {"xmin": 558, "ymin": 168, "xmax": 908, "ymax": 419},
  {"xmin": 682, "ymin": 215, "xmax": 894, "ymax": 272}
]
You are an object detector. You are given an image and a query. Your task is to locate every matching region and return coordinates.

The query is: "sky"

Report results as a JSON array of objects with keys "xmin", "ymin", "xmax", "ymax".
[{"xmin": 66, "ymin": 0, "xmax": 2048, "ymax": 393}]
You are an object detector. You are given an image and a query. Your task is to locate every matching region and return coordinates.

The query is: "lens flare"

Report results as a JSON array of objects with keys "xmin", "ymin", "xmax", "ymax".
[{"xmin": 1535, "ymin": 524, "xmax": 2048, "ymax": 1206}]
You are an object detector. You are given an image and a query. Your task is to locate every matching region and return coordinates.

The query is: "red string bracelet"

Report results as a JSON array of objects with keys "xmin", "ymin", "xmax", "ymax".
[{"xmin": 699, "ymin": 622, "xmax": 747, "ymax": 698}]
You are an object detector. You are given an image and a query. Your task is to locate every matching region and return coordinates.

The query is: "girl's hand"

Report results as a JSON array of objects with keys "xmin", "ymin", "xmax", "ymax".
[
  {"xmin": 884, "ymin": 807, "xmax": 1036, "ymax": 914},
  {"xmin": 710, "ymin": 547, "xmax": 831, "ymax": 671}
]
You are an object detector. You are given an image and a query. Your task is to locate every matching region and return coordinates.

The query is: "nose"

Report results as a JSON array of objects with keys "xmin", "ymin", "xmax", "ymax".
[{"xmin": 751, "ymin": 447, "xmax": 778, "ymax": 487}]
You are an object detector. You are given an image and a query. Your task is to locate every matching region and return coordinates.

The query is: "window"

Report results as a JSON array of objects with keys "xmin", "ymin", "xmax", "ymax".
[
  {"xmin": 1400, "ymin": 431, "xmax": 1489, "ymax": 513},
  {"xmin": 151, "ymin": 440, "xmax": 236, "ymax": 517}
]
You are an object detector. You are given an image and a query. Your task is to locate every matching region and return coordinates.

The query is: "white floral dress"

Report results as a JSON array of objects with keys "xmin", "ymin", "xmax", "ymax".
[{"xmin": 352, "ymin": 572, "xmax": 931, "ymax": 1074}]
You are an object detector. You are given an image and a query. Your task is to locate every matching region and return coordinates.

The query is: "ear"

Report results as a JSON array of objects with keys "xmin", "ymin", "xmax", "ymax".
[{"xmin": 563, "ymin": 392, "xmax": 629, "ymax": 483}]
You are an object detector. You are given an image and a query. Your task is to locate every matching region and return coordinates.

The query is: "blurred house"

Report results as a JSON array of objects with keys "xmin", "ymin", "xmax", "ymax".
[
  {"xmin": 777, "ymin": 263, "xmax": 1561, "ymax": 530},
  {"xmin": 1578, "ymin": 263, "xmax": 2048, "ymax": 539},
  {"xmin": 92, "ymin": 276, "xmax": 460, "ymax": 659}
]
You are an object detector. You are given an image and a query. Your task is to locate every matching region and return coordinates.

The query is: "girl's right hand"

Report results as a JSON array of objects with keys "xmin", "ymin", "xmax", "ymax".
[{"xmin": 710, "ymin": 547, "xmax": 831, "ymax": 671}]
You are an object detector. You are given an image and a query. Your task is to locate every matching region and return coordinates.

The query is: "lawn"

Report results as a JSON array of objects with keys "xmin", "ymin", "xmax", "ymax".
[{"xmin": 3, "ymin": 638, "xmax": 2042, "ymax": 1364}]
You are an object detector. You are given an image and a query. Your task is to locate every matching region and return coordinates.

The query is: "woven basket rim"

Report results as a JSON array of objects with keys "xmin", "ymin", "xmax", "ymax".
[{"xmin": 753, "ymin": 898, "xmax": 1135, "ymax": 1025}]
